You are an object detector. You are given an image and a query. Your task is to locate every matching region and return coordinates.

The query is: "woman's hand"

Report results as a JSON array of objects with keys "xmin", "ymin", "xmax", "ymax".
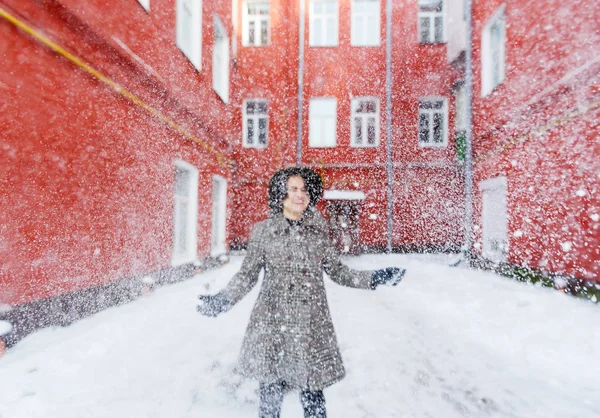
[
  {"xmin": 197, "ymin": 293, "xmax": 229, "ymax": 317},
  {"xmin": 371, "ymin": 267, "xmax": 406, "ymax": 289}
]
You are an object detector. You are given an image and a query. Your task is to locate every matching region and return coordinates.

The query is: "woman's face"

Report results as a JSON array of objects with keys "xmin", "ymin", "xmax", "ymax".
[{"xmin": 282, "ymin": 176, "xmax": 310, "ymax": 219}]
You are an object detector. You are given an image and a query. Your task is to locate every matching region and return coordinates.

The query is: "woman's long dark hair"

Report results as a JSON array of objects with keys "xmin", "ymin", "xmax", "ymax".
[{"xmin": 268, "ymin": 167, "xmax": 323, "ymax": 213}]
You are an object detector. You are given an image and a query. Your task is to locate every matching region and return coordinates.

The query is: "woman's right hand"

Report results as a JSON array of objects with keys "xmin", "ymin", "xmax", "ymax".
[{"xmin": 197, "ymin": 293, "xmax": 229, "ymax": 317}]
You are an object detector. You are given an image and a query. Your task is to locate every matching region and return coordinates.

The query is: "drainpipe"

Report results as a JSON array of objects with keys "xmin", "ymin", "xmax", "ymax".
[
  {"xmin": 464, "ymin": 0, "xmax": 474, "ymax": 260},
  {"xmin": 296, "ymin": 0, "xmax": 306, "ymax": 166},
  {"xmin": 385, "ymin": 0, "xmax": 393, "ymax": 252}
]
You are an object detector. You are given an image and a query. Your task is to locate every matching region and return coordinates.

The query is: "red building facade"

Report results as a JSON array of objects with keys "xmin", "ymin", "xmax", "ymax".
[{"xmin": 0, "ymin": 0, "xmax": 597, "ymax": 346}]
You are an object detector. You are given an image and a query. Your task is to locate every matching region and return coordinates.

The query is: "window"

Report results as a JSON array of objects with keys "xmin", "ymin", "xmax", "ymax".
[
  {"xmin": 243, "ymin": 99, "xmax": 268, "ymax": 147},
  {"xmin": 172, "ymin": 160, "xmax": 198, "ymax": 265},
  {"xmin": 351, "ymin": 97, "xmax": 379, "ymax": 147},
  {"xmin": 418, "ymin": 98, "xmax": 448, "ymax": 147},
  {"xmin": 480, "ymin": 176, "xmax": 508, "ymax": 262},
  {"xmin": 418, "ymin": 0, "xmax": 444, "ymax": 44},
  {"xmin": 212, "ymin": 16, "xmax": 229, "ymax": 103},
  {"xmin": 211, "ymin": 176, "xmax": 227, "ymax": 256},
  {"xmin": 309, "ymin": 98, "xmax": 337, "ymax": 147},
  {"xmin": 137, "ymin": 0, "xmax": 150, "ymax": 11},
  {"xmin": 242, "ymin": 1, "xmax": 270, "ymax": 46},
  {"xmin": 454, "ymin": 83, "xmax": 466, "ymax": 132},
  {"xmin": 176, "ymin": 0, "xmax": 202, "ymax": 71},
  {"xmin": 481, "ymin": 4, "xmax": 506, "ymax": 96},
  {"xmin": 351, "ymin": 0, "xmax": 380, "ymax": 46},
  {"xmin": 310, "ymin": 0, "xmax": 338, "ymax": 46}
]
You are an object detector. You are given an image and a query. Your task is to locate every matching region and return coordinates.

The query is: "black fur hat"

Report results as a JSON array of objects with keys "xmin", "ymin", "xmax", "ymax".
[{"xmin": 268, "ymin": 166, "xmax": 323, "ymax": 212}]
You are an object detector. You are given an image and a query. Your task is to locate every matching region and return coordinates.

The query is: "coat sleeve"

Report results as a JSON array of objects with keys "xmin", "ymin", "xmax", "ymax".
[
  {"xmin": 322, "ymin": 228, "xmax": 373, "ymax": 290},
  {"xmin": 221, "ymin": 223, "xmax": 265, "ymax": 306}
]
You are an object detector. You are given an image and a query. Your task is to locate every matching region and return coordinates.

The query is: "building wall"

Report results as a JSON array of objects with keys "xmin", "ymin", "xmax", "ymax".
[
  {"xmin": 231, "ymin": 0, "xmax": 465, "ymax": 250},
  {"xmin": 0, "ymin": 0, "xmax": 235, "ymax": 306},
  {"xmin": 469, "ymin": 0, "xmax": 600, "ymax": 280}
]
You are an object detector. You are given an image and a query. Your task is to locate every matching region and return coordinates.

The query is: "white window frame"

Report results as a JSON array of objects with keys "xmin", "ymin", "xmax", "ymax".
[
  {"xmin": 418, "ymin": 97, "xmax": 448, "ymax": 148},
  {"xmin": 309, "ymin": 0, "xmax": 338, "ymax": 47},
  {"xmin": 176, "ymin": 0, "xmax": 202, "ymax": 71},
  {"xmin": 418, "ymin": 0, "xmax": 446, "ymax": 44},
  {"xmin": 351, "ymin": 97, "xmax": 380, "ymax": 147},
  {"xmin": 242, "ymin": 0, "xmax": 270, "ymax": 46},
  {"xmin": 479, "ymin": 176, "xmax": 508, "ymax": 262},
  {"xmin": 212, "ymin": 15, "xmax": 229, "ymax": 103},
  {"xmin": 481, "ymin": 4, "xmax": 506, "ymax": 97},
  {"xmin": 172, "ymin": 160, "xmax": 199, "ymax": 266},
  {"xmin": 243, "ymin": 99, "xmax": 269, "ymax": 148},
  {"xmin": 351, "ymin": 0, "xmax": 380, "ymax": 47},
  {"xmin": 309, "ymin": 97, "xmax": 337, "ymax": 148},
  {"xmin": 211, "ymin": 175, "xmax": 228, "ymax": 256},
  {"xmin": 137, "ymin": 0, "xmax": 150, "ymax": 12}
]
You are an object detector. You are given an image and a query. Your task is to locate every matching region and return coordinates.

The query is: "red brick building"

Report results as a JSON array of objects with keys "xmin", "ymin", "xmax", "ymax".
[{"xmin": 0, "ymin": 0, "xmax": 597, "ymax": 345}]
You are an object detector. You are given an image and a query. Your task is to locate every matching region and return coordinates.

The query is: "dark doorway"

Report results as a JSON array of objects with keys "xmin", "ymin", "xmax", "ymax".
[{"xmin": 327, "ymin": 201, "xmax": 361, "ymax": 255}]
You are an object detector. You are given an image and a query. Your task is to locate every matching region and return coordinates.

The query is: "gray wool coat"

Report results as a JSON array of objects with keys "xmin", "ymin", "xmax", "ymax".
[{"xmin": 222, "ymin": 208, "xmax": 374, "ymax": 391}]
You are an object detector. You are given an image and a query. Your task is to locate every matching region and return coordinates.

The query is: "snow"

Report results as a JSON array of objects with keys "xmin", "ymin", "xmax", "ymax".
[
  {"xmin": 0, "ymin": 321, "xmax": 12, "ymax": 336},
  {"xmin": 1, "ymin": 254, "xmax": 599, "ymax": 418},
  {"xmin": 323, "ymin": 190, "xmax": 366, "ymax": 200}
]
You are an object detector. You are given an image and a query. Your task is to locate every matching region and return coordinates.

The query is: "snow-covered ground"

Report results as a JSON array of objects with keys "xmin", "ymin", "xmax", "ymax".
[{"xmin": 0, "ymin": 254, "xmax": 598, "ymax": 418}]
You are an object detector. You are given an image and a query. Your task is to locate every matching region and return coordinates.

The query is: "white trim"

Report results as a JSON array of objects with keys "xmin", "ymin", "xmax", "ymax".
[
  {"xmin": 211, "ymin": 175, "xmax": 228, "ymax": 256},
  {"xmin": 176, "ymin": 0, "xmax": 203, "ymax": 71},
  {"xmin": 172, "ymin": 160, "xmax": 199, "ymax": 266},
  {"xmin": 309, "ymin": 97, "xmax": 337, "ymax": 148},
  {"xmin": 137, "ymin": 0, "xmax": 150, "ymax": 12},
  {"xmin": 479, "ymin": 175, "xmax": 507, "ymax": 191},
  {"xmin": 242, "ymin": 0, "xmax": 270, "ymax": 46},
  {"xmin": 309, "ymin": 0, "xmax": 339, "ymax": 47},
  {"xmin": 350, "ymin": 97, "xmax": 380, "ymax": 147},
  {"xmin": 242, "ymin": 98, "xmax": 269, "ymax": 148},
  {"xmin": 481, "ymin": 3, "xmax": 506, "ymax": 97},
  {"xmin": 323, "ymin": 190, "xmax": 366, "ymax": 200},
  {"xmin": 212, "ymin": 15, "xmax": 230, "ymax": 103},
  {"xmin": 351, "ymin": 0, "xmax": 380, "ymax": 47},
  {"xmin": 417, "ymin": 96, "xmax": 448, "ymax": 148}
]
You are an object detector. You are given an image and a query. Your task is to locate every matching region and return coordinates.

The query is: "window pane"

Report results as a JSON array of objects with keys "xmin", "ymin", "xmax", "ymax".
[
  {"xmin": 434, "ymin": 16, "xmax": 443, "ymax": 42},
  {"xmin": 248, "ymin": 21, "xmax": 256, "ymax": 44},
  {"xmin": 256, "ymin": 101, "xmax": 268, "ymax": 114},
  {"xmin": 367, "ymin": 117, "xmax": 376, "ymax": 144},
  {"xmin": 258, "ymin": 117, "xmax": 267, "ymax": 145},
  {"xmin": 175, "ymin": 167, "xmax": 191, "ymax": 196},
  {"xmin": 419, "ymin": 17, "xmax": 430, "ymax": 43},
  {"xmin": 261, "ymin": 20, "xmax": 269, "ymax": 45},
  {"xmin": 177, "ymin": 201, "xmax": 188, "ymax": 252},
  {"xmin": 247, "ymin": 118, "xmax": 254, "ymax": 144},
  {"xmin": 433, "ymin": 112, "xmax": 444, "ymax": 143},
  {"xmin": 365, "ymin": 100, "xmax": 376, "ymax": 113},
  {"xmin": 419, "ymin": 113, "xmax": 430, "ymax": 143},
  {"xmin": 313, "ymin": 2, "xmax": 324, "ymax": 14},
  {"xmin": 354, "ymin": 117, "xmax": 363, "ymax": 144},
  {"xmin": 324, "ymin": 117, "xmax": 335, "ymax": 146}
]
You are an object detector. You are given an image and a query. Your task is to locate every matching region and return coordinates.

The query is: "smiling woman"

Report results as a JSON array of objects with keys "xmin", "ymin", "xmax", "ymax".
[{"xmin": 196, "ymin": 166, "xmax": 406, "ymax": 418}]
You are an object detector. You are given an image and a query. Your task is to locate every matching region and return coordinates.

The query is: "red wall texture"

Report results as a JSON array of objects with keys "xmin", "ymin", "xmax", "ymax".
[
  {"xmin": 469, "ymin": 0, "xmax": 600, "ymax": 280},
  {"xmin": 1, "ymin": 0, "xmax": 597, "ymax": 310},
  {"xmin": 231, "ymin": 0, "xmax": 465, "ymax": 250},
  {"xmin": 0, "ymin": 0, "xmax": 234, "ymax": 306}
]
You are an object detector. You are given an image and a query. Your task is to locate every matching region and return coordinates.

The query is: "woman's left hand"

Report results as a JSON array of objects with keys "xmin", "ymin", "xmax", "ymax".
[{"xmin": 371, "ymin": 267, "xmax": 406, "ymax": 289}]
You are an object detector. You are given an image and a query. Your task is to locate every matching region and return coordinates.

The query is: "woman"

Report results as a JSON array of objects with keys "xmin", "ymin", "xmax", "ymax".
[{"xmin": 197, "ymin": 167, "xmax": 405, "ymax": 418}]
